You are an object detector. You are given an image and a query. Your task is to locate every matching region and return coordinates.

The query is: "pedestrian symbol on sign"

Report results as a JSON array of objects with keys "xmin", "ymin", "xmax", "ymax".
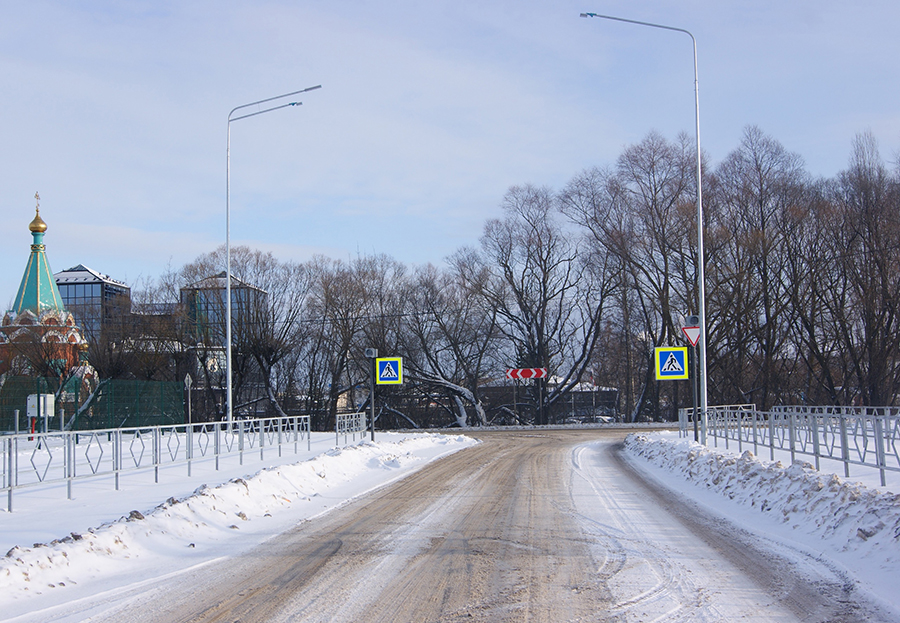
[
  {"xmin": 654, "ymin": 347, "xmax": 689, "ymax": 380},
  {"xmin": 380, "ymin": 361, "xmax": 397, "ymax": 380},
  {"xmin": 375, "ymin": 357, "xmax": 403, "ymax": 385},
  {"xmin": 661, "ymin": 353, "xmax": 684, "ymax": 373}
]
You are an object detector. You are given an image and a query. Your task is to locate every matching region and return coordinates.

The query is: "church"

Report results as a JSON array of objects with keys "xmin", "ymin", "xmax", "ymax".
[{"xmin": 0, "ymin": 194, "xmax": 88, "ymax": 379}]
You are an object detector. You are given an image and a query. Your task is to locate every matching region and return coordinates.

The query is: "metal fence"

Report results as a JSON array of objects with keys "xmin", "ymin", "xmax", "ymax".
[
  {"xmin": 679, "ymin": 404, "xmax": 900, "ymax": 486},
  {"xmin": 336, "ymin": 411, "xmax": 367, "ymax": 446},
  {"xmin": 1, "ymin": 415, "xmax": 311, "ymax": 512},
  {"xmin": 0, "ymin": 378, "xmax": 184, "ymax": 432}
]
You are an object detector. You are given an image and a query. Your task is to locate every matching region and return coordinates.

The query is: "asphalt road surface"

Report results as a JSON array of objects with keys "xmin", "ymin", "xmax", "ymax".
[{"xmin": 44, "ymin": 429, "xmax": 889, "ymax": 622}]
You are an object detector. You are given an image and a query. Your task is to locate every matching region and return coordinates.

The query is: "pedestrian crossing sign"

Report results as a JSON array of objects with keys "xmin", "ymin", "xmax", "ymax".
[
  {"xmin": 376, "ymin": 357, "xmax": 403, "ymax": 385},
  {"xmin": 654, "ymin": 347, "xmax": 689, "ymax": 381}
]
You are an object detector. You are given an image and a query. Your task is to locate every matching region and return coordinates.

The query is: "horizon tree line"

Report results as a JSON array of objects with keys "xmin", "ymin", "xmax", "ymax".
[{"xmin": 50, "ymin": 126, "xmax": 900, "ymax": 426}]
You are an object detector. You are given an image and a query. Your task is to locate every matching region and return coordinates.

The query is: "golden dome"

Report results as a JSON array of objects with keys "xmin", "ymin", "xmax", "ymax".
[{"xmin": 29, "ymin": 208, "xmax": 47, "ymax": 233}]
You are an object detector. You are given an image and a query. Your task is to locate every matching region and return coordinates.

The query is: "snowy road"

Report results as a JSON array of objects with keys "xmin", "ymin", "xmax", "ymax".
[
  {"xmin": 16, "ymin": 430, "xmax": 888, "ymax": 622},
  {"xmin": 571, "ymin": 438, "xmax": 879, "ymax": 622}
]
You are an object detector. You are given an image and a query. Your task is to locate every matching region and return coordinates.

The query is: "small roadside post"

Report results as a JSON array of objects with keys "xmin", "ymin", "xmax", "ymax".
[
  {"xmin": 654, "ymin": 346, "xmax": 689, "ymax": 436},
  {"xmin": 185, "ymin": 374, "xmax": 193, "ymax": 427},
  {"xmin": 682, "ymin": 316, "xmax": 701, "ymax": 442},
  {"xmin": 365, "ymin": 349, "xmax": 378, "ymax": 441},
  {"xmin": 27, "ymin": 394, "xmax": 54, "ymax": 446},
  {"xmin": 373, "ymin": 356, "xmax": 403, "ymax": 439},
  {"xmin": 185, "ymin": 374, "xmax": 193, "ymax": 476},
  {"xmin": 506, "ymin": 368, "xmax": 549, "ymax": 424}
]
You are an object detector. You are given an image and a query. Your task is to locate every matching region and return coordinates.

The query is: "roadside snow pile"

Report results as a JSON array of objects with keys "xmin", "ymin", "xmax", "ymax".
[
  {"xmin": 0, "ymin": 434, "xmax": 474, "ymax": 601},
  {"xmin": 625, "ymin": 433, "xmax": 900, "ymax": 559}
]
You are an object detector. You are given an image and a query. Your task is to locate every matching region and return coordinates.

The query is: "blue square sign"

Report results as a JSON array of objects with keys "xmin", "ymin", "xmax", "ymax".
[
  {"xmin": 376, "ymin": 357, "xmax": 403, "ymax": 385},
  {"xmin": 655, "ymin": 347, "xmax": 689, "ymax": 380}
]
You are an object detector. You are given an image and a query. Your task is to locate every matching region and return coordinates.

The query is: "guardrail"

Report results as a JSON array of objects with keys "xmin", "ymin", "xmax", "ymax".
[
  {"xmin": 679, "ymin": 405, "xmax": 900, "ymax": 486},
  {"xmin": 336, "ymin": 411, "xmax": 367, "ymax": 446},
  {"xmin": 1, "ymin": 415, "xmax": 310, "ymax": 512}
]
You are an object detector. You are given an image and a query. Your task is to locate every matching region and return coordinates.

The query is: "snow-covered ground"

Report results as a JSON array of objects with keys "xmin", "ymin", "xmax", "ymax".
[
  {"xmin": 2, "ymin": 428, "xmax": 897, "ymax": 620},
  {"xmin": 624, "ymin": 431, "xmax": 900, "ymax": 615},
  {"xmin": 0, "ymin": 431, "xmax": 477, "ymax": 620}
]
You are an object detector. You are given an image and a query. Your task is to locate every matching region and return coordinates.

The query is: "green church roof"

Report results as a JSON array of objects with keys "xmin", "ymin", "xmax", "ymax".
[{"xmin": 12, "ymin": 195, "xmax": 66, "ymax": 315}]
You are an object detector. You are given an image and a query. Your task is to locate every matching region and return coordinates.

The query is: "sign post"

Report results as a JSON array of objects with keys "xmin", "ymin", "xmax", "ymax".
[
  {"xmin": 184, "ymin": 374, "xmax": 193, "ymax": 427},
  {"xmin": 506, "ymin": 369, "xmax": 548, "ymax": 424},
  {"xmin": 654, "ymin": 346, "xmax": 689, "ymax": 431},
  {"xmin": 368, "ymin": 354, "xmax": 404, "ymax": 440},
  {"xmin": 365, "ymin": 349, "xmax": 378, "ymax": 441},
  {"xmin": 184, "ymin": 373, "xmax": 193, "ymax": 476},
  {"xmin": 682, "ymin": 316, "xmax": 701, "ymax": 442}
]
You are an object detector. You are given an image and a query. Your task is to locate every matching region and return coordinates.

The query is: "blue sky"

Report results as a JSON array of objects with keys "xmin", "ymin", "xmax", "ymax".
[{"xmin": 1, "ymin": 1, "xmax": 898, "ymax": 304}]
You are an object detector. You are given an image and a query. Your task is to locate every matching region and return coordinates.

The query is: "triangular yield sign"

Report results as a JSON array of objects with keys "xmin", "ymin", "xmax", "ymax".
[{"xmin": 682, "ymin": 326, "xmax": 701, "ymax": 347}]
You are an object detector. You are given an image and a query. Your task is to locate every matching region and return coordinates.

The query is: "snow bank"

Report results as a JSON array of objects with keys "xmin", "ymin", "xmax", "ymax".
[
  {"xmin": 625, "ymin": 432, "xmax": 900, "ymax": 607},
  {"xmin": 625, "ymin": 433, "xmax": 900, "ymax": 550},
  {"xmin": 0, "ymin": 434, "xmax": 475, "ymax": 603}
]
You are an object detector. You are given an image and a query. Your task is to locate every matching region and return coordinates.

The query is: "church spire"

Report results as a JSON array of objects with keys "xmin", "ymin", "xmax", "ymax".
[
  {"xmin": 12, "ymin": 193, "xmax": 66, "ymax": 314},
  {"xmin": 29, "ymin": 192, "xmax": 47, "ymax": 233}
]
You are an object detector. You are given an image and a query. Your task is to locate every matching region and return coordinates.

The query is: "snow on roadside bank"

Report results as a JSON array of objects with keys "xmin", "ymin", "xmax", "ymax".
[
  {"xmin": 0, "ymin": 434, "xmax": 476, "ymax": 606},
  {"xmin": 624, "ymin": 432, "xmax": 900, "ymax": 610}
]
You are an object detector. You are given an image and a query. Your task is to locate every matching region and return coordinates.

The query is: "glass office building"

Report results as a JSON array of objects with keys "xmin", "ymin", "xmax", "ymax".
[
  {"xmin": 55, "ymin": 264, "xmax": 130, "ymax": 339},
  {"xmin": 180, "ymin": 271, "xmax": 267, "ymax": 347}
]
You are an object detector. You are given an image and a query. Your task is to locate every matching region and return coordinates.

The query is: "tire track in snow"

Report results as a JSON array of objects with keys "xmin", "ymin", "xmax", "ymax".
[
  {"xmin": 611, "ymin": 441, "xmax": 888, "ymax": 623},
  {"xmin": 567, "ymin": 444, "xmax": 713, "ymax": 622}
]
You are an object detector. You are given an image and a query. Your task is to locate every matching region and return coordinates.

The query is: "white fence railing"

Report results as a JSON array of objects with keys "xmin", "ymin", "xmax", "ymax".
[
  {"xmin": 336, "ymin": 411, "xmax": 367, "ymax": 446},
  {"xmin": 1, "ymin": 415, "xmax": 311, "ymax": 512},
  {"xmin": 679, "ymin": 405, "xmax": 900, "ymax": 486}
]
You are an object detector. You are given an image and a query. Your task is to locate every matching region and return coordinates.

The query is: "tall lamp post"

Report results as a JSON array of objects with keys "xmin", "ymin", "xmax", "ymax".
[
  {"xmin": 580, "ymin": 12, "xmax": 708, "ymax": 441},
  {"xmin": 226, "ymin": 84, "xmax": 321, "ymax": 426}
]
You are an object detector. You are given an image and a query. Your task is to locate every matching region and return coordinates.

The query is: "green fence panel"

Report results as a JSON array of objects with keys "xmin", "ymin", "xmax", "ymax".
[{"xmin": 1, "ymin": 377, "xmax": 184, "ymax": 431}]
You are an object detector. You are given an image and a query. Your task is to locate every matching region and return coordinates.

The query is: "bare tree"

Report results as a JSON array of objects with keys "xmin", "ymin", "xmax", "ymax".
[
  {"xmin": 781, "ymin": 183, "xmax": 843, "ymax": 403},
  {"xmin": 177, "ymin": 246, "xmax": 275, "ymax": 419},
  {"xmin": 304, "ymin": 255, "xmax": 373, "ymax": 429},
  {"xmin": 240, "ymin": 258, "xmax": 313, "ymax": 418},
  {"xmin": 564, "ymin": 133, "xmax": 696, "ymax": 420},
  {"xmin": 814, "ymin": 133, "xmax": 900, "ymax": 404},
  {"xmin": 560, "ymin": 166, "xmax": 632, "ymax": 417},
  {"xmin": 400, "ymin": 262, "xmax": 500, "ymax": 426},
  {"xmin": 707, "ymin": 126, "xmax": 808, "ymax": 408},
  {"xmin": 461, "ymin": 184, "xmax": 612, "ymax": 424}
]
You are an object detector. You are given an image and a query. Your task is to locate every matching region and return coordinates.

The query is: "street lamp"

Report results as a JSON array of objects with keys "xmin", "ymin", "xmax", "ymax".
[
  {"xmin": 580, "ymin": 12, "xmax": 708, "ymax": 441},
  {"xmin": 226, "ymin": 84, "xmax": 321, "ymax": 426}
]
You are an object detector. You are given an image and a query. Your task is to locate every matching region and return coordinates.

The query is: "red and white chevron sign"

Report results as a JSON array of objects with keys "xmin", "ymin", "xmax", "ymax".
[{"xmin": 506, "ymin": 368, "xmax": 548, "ymax": 380}]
